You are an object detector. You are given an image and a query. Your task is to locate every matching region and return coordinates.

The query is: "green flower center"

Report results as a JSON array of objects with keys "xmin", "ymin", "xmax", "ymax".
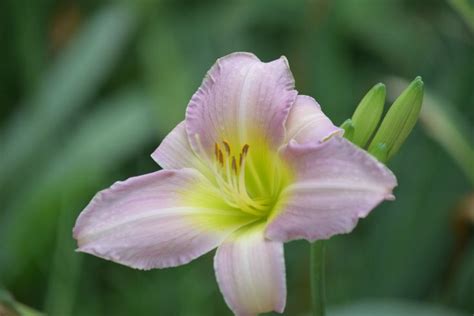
[{"xmin": 209, "ymin": 139, "xmax": 292, "ymax": 218}]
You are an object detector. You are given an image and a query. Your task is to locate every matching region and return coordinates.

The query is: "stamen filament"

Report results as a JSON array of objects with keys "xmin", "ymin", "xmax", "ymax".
[{"xmin": 192, "ymin": 135, "xmax": 273, "ymax": 216}]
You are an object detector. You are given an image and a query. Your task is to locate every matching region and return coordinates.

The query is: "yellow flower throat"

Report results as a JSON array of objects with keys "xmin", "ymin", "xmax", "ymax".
[{"xmin": 209, "ymin": 139, "xmax": 290, "ymax": 218}]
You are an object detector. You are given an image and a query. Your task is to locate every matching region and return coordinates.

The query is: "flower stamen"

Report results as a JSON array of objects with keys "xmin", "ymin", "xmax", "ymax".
[
  {"xmin": 192, "ymin": 134, "xmax": 273, "ymax": 217},
  {"xmin": 222, "ymin": 140, "xmax": 231, "ymax": 156},
  {"xmin": 210, "ymin": 141, "xmax": 270, "ymax": 216}
]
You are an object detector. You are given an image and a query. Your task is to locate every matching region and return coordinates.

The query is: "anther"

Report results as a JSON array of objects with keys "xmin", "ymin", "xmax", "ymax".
[
  {"xmin": 218, "ymin": 150, "xmax": 224, "ymax": 166},
  {"xmin": 222, "ymin": 140, "xmax": 231, "ymax": 156},
  {"xmin": 231, "ymin": 156, "xmax": 237, "ymax": 175},
  {"xmin": 242, "ymin": 144, "xmax": 249, "ymax": 156},
  {"xmin": 214, "ymin": 143, "xmax": 219, "ymax": 160}
]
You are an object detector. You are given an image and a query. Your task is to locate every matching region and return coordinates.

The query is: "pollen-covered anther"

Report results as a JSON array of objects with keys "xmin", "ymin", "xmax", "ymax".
[
  {"xmin": 231, "ymin": 156, "xmax": 238, "ymax": 175},
  {"xmin": 222, "ymin": 140, "xmax": 231, "ymax": 156},
  {"xmin": 242, "ymin": 144, "xmax": 249, "ymax": 155},
  {"xmin": 218, "ymin": 150, "xmax": 224, "ymax": 166},
  {"xmin": 213, "ymin": 142, "xmax": 250, "ymax": 171},
  {"xmin": 214, "ymin": 143, "xmax": 219, "ymax": 159},
  {"xmin": 210, "ymin": 142, "xmax": 268, "ymax": 216}
]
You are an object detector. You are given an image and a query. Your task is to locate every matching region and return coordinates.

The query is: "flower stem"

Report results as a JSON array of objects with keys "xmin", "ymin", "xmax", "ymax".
[{"xmin": 310, "ymin": 241, "xmax": 326, "ymax": 316}]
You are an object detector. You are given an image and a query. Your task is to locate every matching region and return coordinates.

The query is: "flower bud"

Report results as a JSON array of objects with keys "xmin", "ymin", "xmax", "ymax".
[
  {"xmin": 368, "ymin": 77, "xmax": 424, "ymax": 162},
  {"xmin": 351, "ymin": 83, "xmax": 385, "ymax": 148},
  {"xmin": 369, "ymin": 142, "xmax": 388, "ymax": 163},
  {"xmin": 340, "ymin": 119, "xmax": 355, "ymax": 142}
]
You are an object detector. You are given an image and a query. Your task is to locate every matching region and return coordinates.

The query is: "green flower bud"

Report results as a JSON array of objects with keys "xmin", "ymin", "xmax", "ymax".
[
  {"xmin": 351, "ymin": 83, "xmax": 385, "ymax": 148},
  {"xmin": 368, "ymin": 76, "xmax": 424, "ymax": 162},
  {"xmin": 369, "ymin": 142, "xmax": 389, "ymax": 163},
  {"xmin": 340, "ymin": 118, "xmax": 355, "ymax": 142}
]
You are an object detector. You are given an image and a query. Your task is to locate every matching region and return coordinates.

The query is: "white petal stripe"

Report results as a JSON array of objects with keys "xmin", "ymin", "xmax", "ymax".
[
  {"xmin": 186, "ymin": 52, "xmax": 297, "ymax": 158},
  {"xmin": 214, "ymin": 224, "xmax": 286, "ymax": 316}
]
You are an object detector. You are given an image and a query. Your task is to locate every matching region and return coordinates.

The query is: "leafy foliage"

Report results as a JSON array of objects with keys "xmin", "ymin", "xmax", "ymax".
[{"xmin": 0, "ymin": 0, "xmax": 472, "ymax": 315}]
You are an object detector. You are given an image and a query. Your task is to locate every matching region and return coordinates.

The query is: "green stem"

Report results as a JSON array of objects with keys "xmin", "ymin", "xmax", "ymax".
[{"xmin": 310, "ymin": 241, "xmax": 326, "ymax": 316}]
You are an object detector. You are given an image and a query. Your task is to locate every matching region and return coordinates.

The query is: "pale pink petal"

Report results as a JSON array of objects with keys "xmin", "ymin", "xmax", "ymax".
[
  {"xmin": 285, "ymin": 95, "xmax": 342, "ymax": 144},
  {"xmin": 266, "ymin": 136, "xmax": 397, "ymax": 242},
  {"xmin": 73, "ymin": 168, "xmax": 256, "ymax": 270},
  {"xmin": 151, "ymin": 121, "xmax": 209, "ymax": 173},
  {"xmin": 185, "ymin": 52, "xmax": 297, "ymax": 158},
  {"xmin": 214, "ymin": 224, "xmax": 286, "ymax": 316}
]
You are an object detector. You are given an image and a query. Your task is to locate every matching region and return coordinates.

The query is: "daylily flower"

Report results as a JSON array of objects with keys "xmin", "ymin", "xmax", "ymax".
[{"xmin": 73, "ymin": 52, "xmax": 397, "ymax": 316}]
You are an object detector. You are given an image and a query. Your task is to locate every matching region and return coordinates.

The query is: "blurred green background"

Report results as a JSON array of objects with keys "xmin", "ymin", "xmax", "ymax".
[{"xmin": 0, "ymin": 0, "xmax": 473, "ymax": 315}]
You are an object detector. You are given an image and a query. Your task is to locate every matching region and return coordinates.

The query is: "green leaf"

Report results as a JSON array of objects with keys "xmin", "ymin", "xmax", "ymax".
[
  {"xmin": 0, "ymin": 288, "xmax": 44, "ymax": 316},
  {"xmin": 448, "ymin": 0, "xmax": 474, "ymax": 32},
  {"xmin": 44, "ymin": 196, "xmax": 84, "ymax": 316},
  {"xmin": 0, "ymin": 89, "xmax": 156, "ymax": 281},
  {"xmin": 0, "ymin": 3, "xmax": 137, "ymax": 191},
  {"xmin": 420, "ymin": 92, "xmax": 474, "ymax": 185},
  {"xmin": 329, "ymin": 300, "xmax": 465, "ymax": 316}
]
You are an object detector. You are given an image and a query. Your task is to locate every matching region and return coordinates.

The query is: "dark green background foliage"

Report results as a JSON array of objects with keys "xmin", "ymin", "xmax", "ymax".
[{"xmin": 0, "ymin": 0, "xmax": 472, "ymax": 315}]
